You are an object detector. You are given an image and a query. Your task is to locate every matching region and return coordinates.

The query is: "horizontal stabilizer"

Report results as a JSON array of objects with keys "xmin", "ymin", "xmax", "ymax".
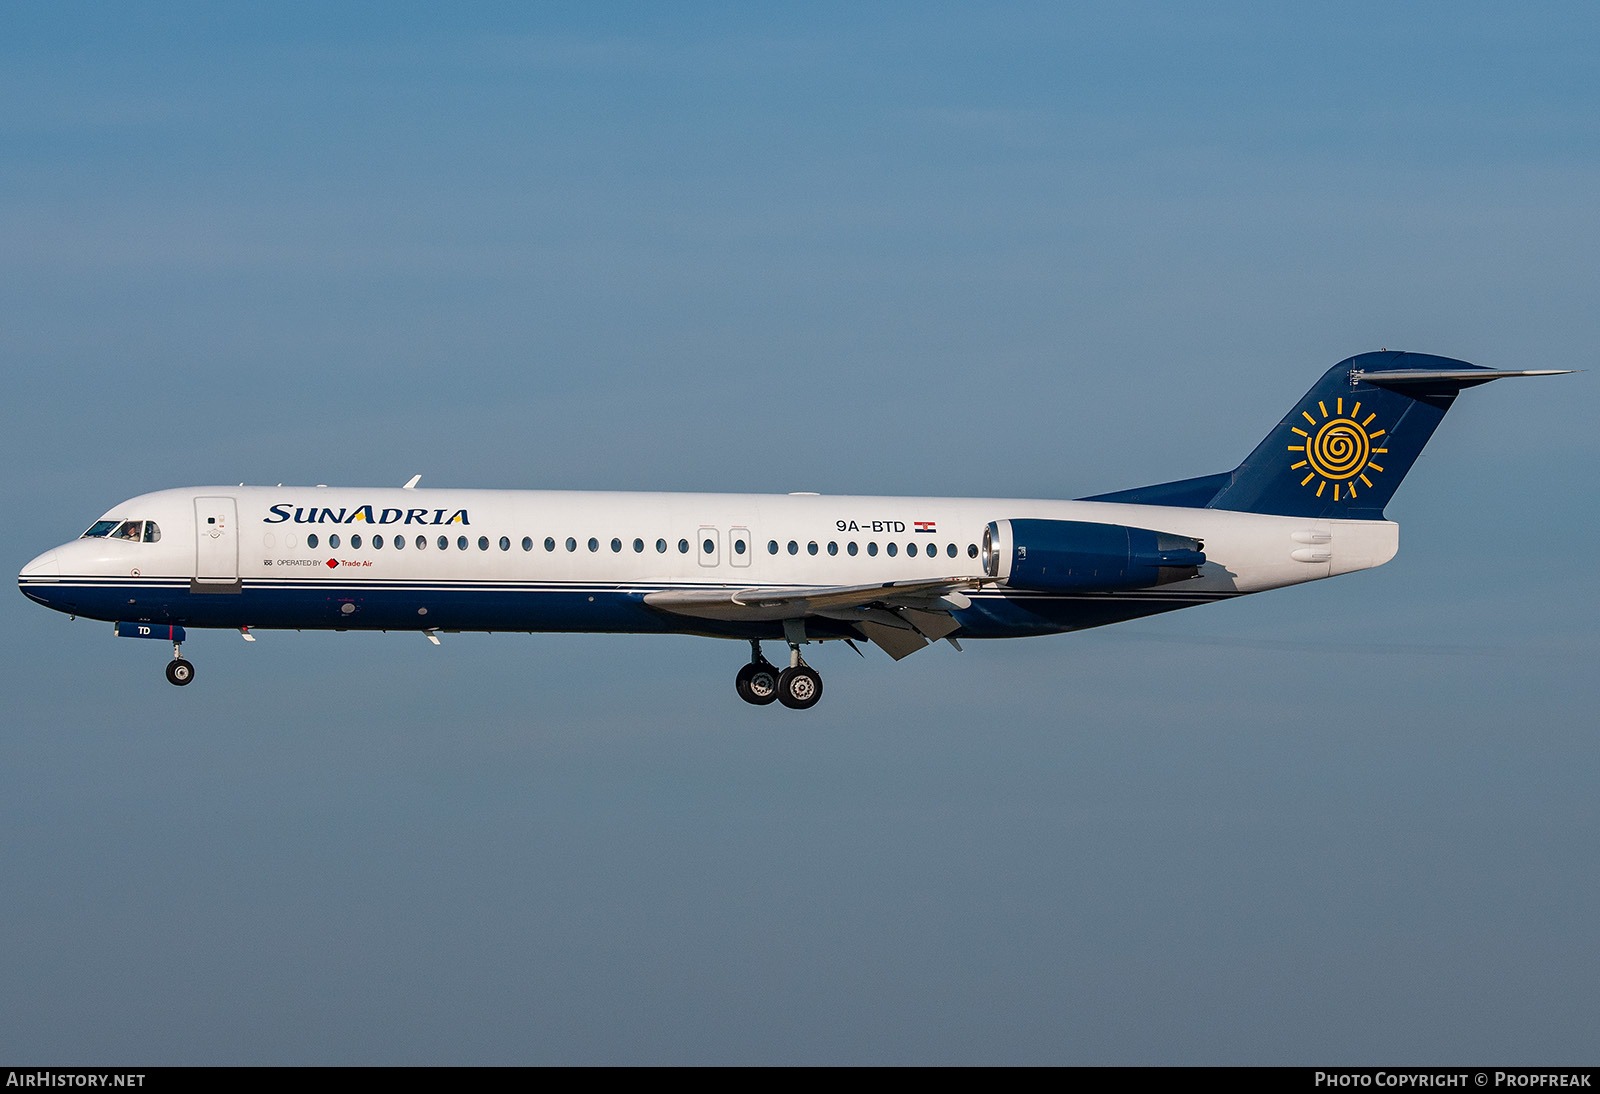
[{"xmin": 1356, "ymin": 368, "xmax": 1575, "ymax": 388}]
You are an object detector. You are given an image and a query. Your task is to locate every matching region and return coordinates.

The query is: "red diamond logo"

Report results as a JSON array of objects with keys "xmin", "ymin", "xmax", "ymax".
[{"xmin": 326, "ymin": 558, "xmax": 338, "ymax": 569}]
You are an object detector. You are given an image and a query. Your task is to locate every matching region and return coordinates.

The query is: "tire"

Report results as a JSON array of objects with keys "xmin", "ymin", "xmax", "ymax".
[
  {"xmin": 736, "ymin": 661, "xmax": 779, "ymax": 706},
  {"xmin": 166, "ymin": 659, "xmax": 195, "ymax": 686},
  {"xmin": 776, "ymin": 665, "xmax": 822, "ymax": 710}
]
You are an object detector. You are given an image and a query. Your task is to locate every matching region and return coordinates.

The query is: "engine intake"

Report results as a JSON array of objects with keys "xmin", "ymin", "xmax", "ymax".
[{"xmin": 982, "ymin": 519, "xmax": 1205, "ymax": 592}]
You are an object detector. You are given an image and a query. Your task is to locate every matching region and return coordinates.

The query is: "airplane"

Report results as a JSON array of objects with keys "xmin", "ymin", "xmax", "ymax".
[{"xmin": 17, "ymin": 351, "xmax": 1571, "ymax": 709}]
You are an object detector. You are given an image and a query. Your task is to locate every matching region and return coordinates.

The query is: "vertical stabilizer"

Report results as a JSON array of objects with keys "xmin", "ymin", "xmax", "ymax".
[{"xmin": 1204, "ymin": 351, "xmax": 1564, "ymax": 519}]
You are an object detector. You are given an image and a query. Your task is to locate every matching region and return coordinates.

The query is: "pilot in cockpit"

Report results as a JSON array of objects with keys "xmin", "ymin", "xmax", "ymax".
[{"xmin": 83, "ymin": 520, "xmax": 160, "ymax": 543}]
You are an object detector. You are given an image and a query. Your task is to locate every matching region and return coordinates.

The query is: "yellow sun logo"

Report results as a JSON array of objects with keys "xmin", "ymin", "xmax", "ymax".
[{"xmin": 1287, "ymin": 398, "xmax": 1388, "ymax": 501}]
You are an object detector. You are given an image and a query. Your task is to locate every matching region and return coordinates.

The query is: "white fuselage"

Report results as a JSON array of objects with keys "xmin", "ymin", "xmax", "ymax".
[{"xmin": 20, "ymin": 485, "xmax": 1398, "ymax": 642}]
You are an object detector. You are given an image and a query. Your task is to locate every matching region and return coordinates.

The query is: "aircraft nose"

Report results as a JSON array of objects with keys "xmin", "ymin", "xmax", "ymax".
[{"xmin": 20, "ymin": 548, "xmax": 60, "ymax": 579}]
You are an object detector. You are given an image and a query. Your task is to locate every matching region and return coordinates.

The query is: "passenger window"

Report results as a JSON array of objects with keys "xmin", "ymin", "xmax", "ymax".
[
  {"xmin": 611, "ymin": 538, "xmax": 622, "ymax": 553},
  {"xmin": 678, "ymin": 539, "xmax": 689, "ymax": 554},
  {"xmin": 475, "ymin": 536, "xmax": 487, "ymax": 551},
  {"xmin": 867, "ymin": 542, "xmax": 877, "ymax": 556},
  {"xmin": 827, "ymin": 542, "xmax": 837, "ymax": 556},
  {"xmin": 566, "ymin": 537, "xmax": 577, "ymax": 552},
  {"xmin": 457, "ymin": 536, "xmax": 468, "ymax": 550},
  {"xmin": 847, "ymin": 542, "xmax": 857, "ymax": 556},
  {"xmin": 143, "ymin": 522, "xmax": 162, "ymax": 543},
  {"xmin": 588, "ymin": 538, "xmax": 599, "ymax": 552},
  {"xmin": 500, "ymin": 536, "xmax": 510, "ymax": 551},
  {"xmin": 787, "ymin": 541, "xmax": 798, "ymax": 555},
  {"xmin": 807, "ymin": 541, "xmax": 818, "ymax": 555},
  {"xmin": 947, "ymin": 543, "xmax": 957, "ymax": 558},
  {"xmin": 702, "ymin": 538, "xmax": 715, "ymax": 555},
  {"xmin": 656, "ymin": 538, "xmax": 667, "ymax": 553},
  {"xmin": 768, "ymin": 540, "xmax": 779, "ymax": 554},
  {"xmin": 417, "ymin": 535, "xmax": 427, "ymax": 550},
  {"xmin": 906, "ymin": 542, "xmax": 917, "ymax": 557},
  {"xmin": 308, "ymin": 534, "xmax": 319, "ymax": 549},
  {"xmin": 394, "ymin": 535, "xmax": 404, "ymax": 550},
  {"xmin": 734, "ymin": 539, "xmax": 746, "ymax": 555},
  {"xmin": 523, "ymin": 537, "xmax": 533, "ymax": 551},
  {"xmin": 968, "ymin": 544, "xmax": 978, "ymax": 558},
  {"xmin": 438, "ymin": 536, "xmax": 448, "ymax": 550},
  {"xmin": 373, "ymin": 535, "xmax": 384, "ymax": 549},
  {"xmin": 351, "ymin": 534, "xmax": 362, "ymax": 549},
  {"xmin": 330, "ymin": 534, "xmax": 342, "ymax": 549},
  {"xmin": 633, "ymin": 538, "xmax": 644, "ymax": 553},
  {"xmin": 545, "ymin": 537, "xmax": 556, "ymax": 552}
]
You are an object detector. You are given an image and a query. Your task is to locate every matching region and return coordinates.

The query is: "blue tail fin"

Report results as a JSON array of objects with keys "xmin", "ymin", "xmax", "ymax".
[{"xmin": 1085, "ymin": 351, "xmax": 1569, "ymax": 520}]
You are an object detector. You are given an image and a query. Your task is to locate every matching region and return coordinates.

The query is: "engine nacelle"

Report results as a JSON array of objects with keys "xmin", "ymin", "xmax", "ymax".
[{"xmin": 982, "ymin": 519, "xmax": 1205, "ymax": 592}]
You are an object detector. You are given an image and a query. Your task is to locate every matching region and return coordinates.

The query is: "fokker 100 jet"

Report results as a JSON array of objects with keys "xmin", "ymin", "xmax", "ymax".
[{"xmin": 18, "ymin": 351, "xmax": 1570, "ymax": 710}]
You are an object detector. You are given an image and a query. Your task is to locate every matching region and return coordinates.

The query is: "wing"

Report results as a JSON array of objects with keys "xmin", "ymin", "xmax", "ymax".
[{"xmin": 643, "ymin": 576, "xmax": 995, "ymax": 660}]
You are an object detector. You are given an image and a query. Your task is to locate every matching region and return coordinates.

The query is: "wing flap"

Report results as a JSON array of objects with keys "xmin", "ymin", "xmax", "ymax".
[
  {"xmin": 643, "ymin": 575, "xmax": 993, "ymax": 658},
  {"xmin": 856, "ymin": 620, "xmax": 929, "ymax": 660},
  {"xmin": 642, "ymin": 576, "xmax": 990, "ymax": 622}
]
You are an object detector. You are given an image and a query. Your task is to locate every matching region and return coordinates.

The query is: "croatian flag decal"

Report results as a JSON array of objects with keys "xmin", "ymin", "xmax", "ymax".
[{"xmin": 914, "ymin": 521, "xmax": 936, "ymax": 533}]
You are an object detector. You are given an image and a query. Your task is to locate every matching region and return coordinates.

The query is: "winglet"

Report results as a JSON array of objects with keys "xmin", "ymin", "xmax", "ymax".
[{"xmin": 402, "ymin": 474, "xmax": 422, "ymax": 489}]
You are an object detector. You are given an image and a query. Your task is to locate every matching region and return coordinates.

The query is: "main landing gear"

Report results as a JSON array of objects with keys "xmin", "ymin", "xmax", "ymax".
[
  {"xmin": 735, "ymin": 650, "xmax": 779, "ymax": 706},
  {"xmin": 735, "ymin": 637, "xmax": 823, "ymax": 710},
  {"xmin": 166, "ymin": 640, "xmax": 194, "ymax": 687}
]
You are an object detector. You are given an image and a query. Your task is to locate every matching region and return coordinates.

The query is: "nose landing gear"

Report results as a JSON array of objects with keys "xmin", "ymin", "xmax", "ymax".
[
  {"xmin": 114, "ymin": 624, "xmax": 196, "ymax": 686},
  {"xmin": 166, "ymin": 639, "xmax": 194, "ymax": 686}
]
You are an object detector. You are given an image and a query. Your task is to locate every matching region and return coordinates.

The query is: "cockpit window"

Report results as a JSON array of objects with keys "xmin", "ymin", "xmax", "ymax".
[{"xmin": 82, "ymin": 519, "xmax": 161, "ymax": 542}]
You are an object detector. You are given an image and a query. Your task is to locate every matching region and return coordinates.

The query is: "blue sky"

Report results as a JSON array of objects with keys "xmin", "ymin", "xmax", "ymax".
[{"xmin": 2, "ymin": 3, "xmax": 1596, "ymax": 1063}]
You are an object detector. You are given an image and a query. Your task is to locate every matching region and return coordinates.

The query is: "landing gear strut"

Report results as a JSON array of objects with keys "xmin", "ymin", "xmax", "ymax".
[{"xmin": 166, "ymin": 639, "xmax": 194, "ymax": 686}]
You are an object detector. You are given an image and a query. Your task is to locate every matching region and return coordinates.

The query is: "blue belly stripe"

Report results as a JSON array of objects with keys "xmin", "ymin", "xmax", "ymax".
[{"xmin": 19, "ymin": 575, "xmax": 1239, "ymax": 640}]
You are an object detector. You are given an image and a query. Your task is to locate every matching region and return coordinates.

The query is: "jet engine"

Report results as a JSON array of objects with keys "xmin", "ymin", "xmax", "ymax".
[{"xmin": 982, "ymin": 519, "xmax": 1205, "ymax": 592}]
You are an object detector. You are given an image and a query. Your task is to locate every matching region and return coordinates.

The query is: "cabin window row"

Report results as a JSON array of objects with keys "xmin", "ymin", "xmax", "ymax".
[
  {"xmin": 768, "ymin": 539, "xmax": 979, "ymax": 560},
  {"xmin": 300, "ymin": 535, "xmax": 701, "ymax": 554},
  {"xmin": 297, "ymin": 532, "xmax": 980, "ymax": 560},
  {"xmin": 303, "ymin": 533, "xmax": 533, "ymax": 552}
]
